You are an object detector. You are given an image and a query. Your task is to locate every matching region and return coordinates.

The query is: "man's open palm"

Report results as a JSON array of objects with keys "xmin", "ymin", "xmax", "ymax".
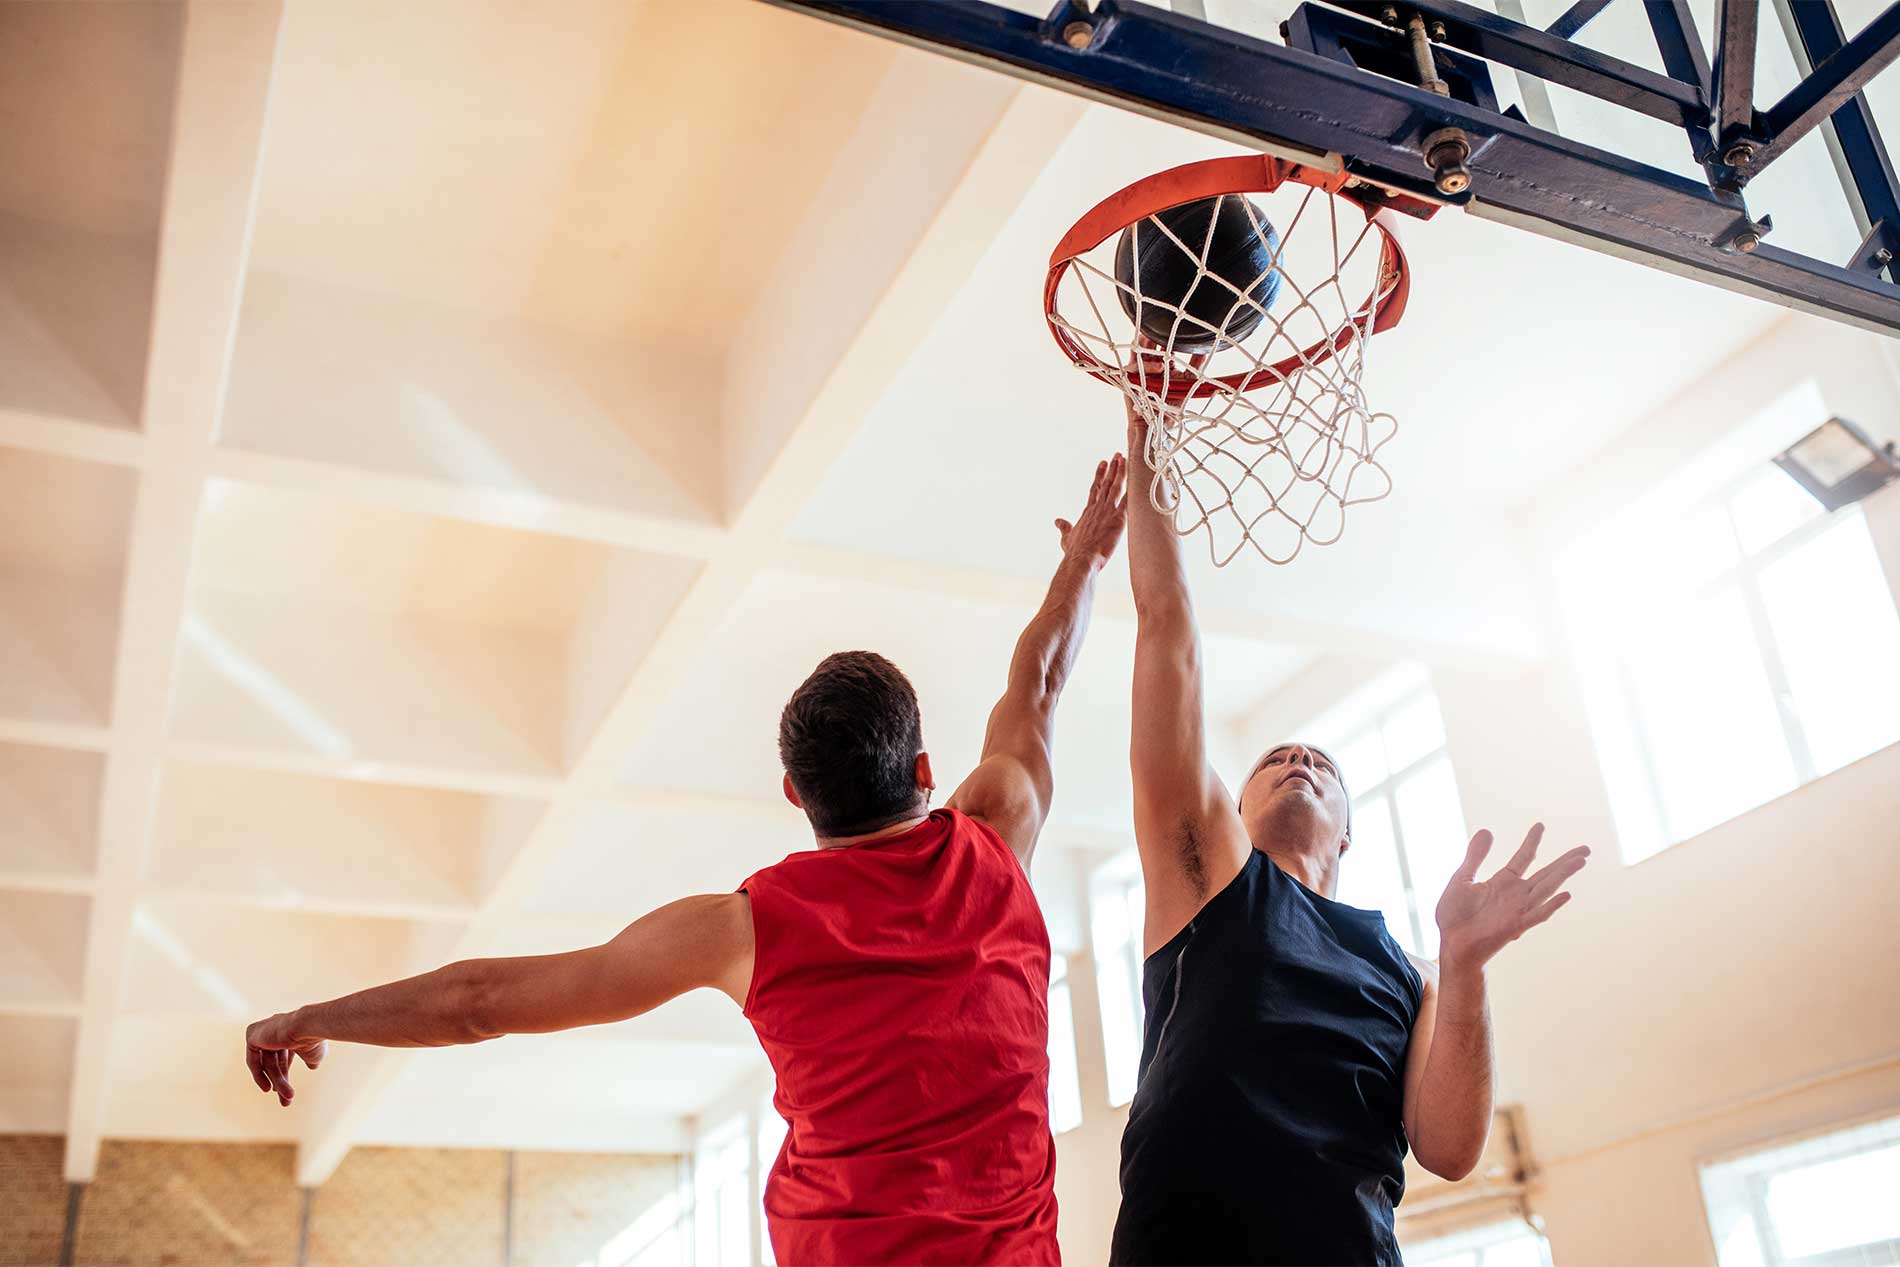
[
  {"xmin": 1434, "ymin": 823, "xmax": 1590, "ymax": 966},
  {"xmin": 1055, "ymin": 453, "xmax": 1127, "ymax": 566}
]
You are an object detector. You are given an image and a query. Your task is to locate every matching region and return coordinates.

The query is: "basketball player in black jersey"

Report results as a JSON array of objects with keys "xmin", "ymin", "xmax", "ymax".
[{"xmin": 1111, "ymin": 405, "xmax": 1591, "ymax": 1266}]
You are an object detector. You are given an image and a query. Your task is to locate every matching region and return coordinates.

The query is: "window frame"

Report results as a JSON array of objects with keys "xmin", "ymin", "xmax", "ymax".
[
  {"xmin": 1047, "ymin": 952, "xmax": 1085, "ymax": 1135},
  {"xmin": 1320, "ymin": 679, "xmax": 1471, "ymax": 961},
  {"xmin": 1088, "ymin": 853, "xmax": 1147, "ymax": 1110},
  {"xmin": 692, "ymin": 1114, "xmax": 754, "ymax": 1267},
  {"xmin": 1746, "ymin": 1139, "xmax": 1900, "ymax": 1267},
  {"xmin": 1335, "ymin": 683, "xmax": 1458, "ymax": 956},
  {"xmin": 1584, "ymin": 464, "xmax": 1894, "ymax": 854},
  {"xmin": 1699, "ymin": 1111, "xmax": 1900, "ymax": 1267},
  {"xmin": 1399, "ymin": 1216, "xmax": 1554, "ymax": 1266}
]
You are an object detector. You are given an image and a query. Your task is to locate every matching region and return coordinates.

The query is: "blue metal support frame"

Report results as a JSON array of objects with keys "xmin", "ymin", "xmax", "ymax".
[
  {"xmin": 1644, "ymin": 0, "xmax": 1718, "ymax": 164},
  {"xmin": 1546, "ymin": 0, "xmax": 1611, "ymax": 43},
  {"xmin": 759, "ymin": 0, "xmax": 1900, "ymax": 335},
  {"xmin": 1745, "ymin": 1, "xmax": 1900, "ymax": 174},
  {"xmin": 1646, "ymin": 0, "xmax": 1715, "ymax": 95},
  {"xmin": 1712, "ymin": 0, "xmax": 1760, "ymax": 154},
  {"xmin": 1286, "ymin": 5, "xmax": 1500, "ymax": 114},
  {"xmin": 1326, "ymin": 0, "xmax": 1709, "ymax": 128},
  {"xmin": 1775, "ymin": 0, "xmax": 1900, "ymax": 278}
]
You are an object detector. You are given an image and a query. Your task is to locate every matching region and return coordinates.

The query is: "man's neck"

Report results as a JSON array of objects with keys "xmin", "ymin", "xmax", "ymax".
[
  {"xmin": 1258, "ymin": 841, "xmax": 1339, "ymax": 898},
  {"xmin": 815, "ymin": 812, "xmax": 930, "ymax": 850}
]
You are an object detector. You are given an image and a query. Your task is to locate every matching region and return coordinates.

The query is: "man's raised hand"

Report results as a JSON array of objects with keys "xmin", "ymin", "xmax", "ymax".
[
  {"xmin": 246, "ymin": 1012, "xmax": 325, "ymax": 1107},
  {"xmin": 1055, "ymin": 453, "xmax": 1128, "ymax": 567},
  {"xmin": 1434, "ymin": 823, "xmax": 1590, "ymax": 967}
]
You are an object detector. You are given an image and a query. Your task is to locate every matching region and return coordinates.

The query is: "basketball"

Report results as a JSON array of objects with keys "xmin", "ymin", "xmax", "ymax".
[{"xmin": 1113, "ymin": 194, "xmax": 1284, "ymax": 352}]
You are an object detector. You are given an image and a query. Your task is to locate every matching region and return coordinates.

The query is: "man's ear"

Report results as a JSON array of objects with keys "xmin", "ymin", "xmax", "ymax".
[
  {"xmin": 915, "ymin": 752, "xmax": 936, "ymax": 794},
  {"xmin": 782, "ymin": 773, "xmax": 803, "ymax": 810},
  {"xmin": 1337, "ymin": 829, "xmax": 1352, "ymax": 858}
]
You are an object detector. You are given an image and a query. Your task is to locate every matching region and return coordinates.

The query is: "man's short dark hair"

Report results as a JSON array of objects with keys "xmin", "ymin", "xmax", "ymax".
[{"xmin": 779, "ymin": 651, "xmax": 926, "ymax": 836}]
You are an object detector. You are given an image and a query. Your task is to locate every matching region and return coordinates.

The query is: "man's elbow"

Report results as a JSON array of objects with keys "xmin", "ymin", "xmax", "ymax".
[
  {"xmin": 1131, "ymin": 587, "xmax": 1195, "ymax": 630},
  {"xmin": 1422, "ymin": 1151, "xmax": 1482, "ymax": 1183},
  {"xmin": 453, "ymin": 962, "xmax": 510, "ymax": 1043},
  {"xmin": 1412, "ymin": 1132, "xmax": 1486, "ymax": 1182}
]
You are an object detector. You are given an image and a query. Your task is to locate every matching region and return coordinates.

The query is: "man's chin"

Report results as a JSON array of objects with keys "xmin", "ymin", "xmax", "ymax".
[{"xmin": 1253, "ymin": 795, "xmax": 1336, "ymax": 845}]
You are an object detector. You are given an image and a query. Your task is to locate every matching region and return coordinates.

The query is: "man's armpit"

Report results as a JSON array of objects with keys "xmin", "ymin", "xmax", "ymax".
[{"xmin": 1176, "ymin": 812, "xmax": 1208, "ymax": 899}]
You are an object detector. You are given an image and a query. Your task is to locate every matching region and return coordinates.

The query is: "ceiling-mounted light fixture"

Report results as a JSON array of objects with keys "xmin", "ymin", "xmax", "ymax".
[{"xmin": 1772, "ymin": 417, "xmax": 1900, "ymax": 511}]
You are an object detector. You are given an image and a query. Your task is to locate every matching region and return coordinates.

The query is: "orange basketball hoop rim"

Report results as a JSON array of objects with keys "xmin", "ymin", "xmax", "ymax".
[{"xmin": 1044, "ymin": 154, "xmax": 1429, "ymax": 404}]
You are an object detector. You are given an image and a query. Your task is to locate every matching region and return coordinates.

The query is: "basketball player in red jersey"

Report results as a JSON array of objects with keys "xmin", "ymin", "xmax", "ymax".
[{"xmin": 244, "ymin": 454, "xmax": 1128, "ymax": 1265}]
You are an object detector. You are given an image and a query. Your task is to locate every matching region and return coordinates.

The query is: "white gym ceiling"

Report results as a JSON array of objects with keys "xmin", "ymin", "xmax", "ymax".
[{"xmin": 0, "ymin": 0, "xmax": 1832, "ymax": 1185}]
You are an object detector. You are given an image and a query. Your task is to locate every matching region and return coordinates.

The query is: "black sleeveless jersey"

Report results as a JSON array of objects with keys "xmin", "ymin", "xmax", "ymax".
[{"xmin": 1110, "ymin": 849, "xmax": 1424, "ymax": 1266}]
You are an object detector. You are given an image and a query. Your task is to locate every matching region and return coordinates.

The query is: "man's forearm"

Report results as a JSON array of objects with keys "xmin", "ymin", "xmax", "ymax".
[
  {"xmin": 286, "ymin": 960, "xmax": 495, "ymax": 1049},
  {"xmin": 1007, "ymin": 551, "xmax": 1103, "ymax": 703},
  {"xmin": 1413, "ymin": 958, "xmax": 1494, "ymax": 1177},
  {"xmin": 1124, "ymin": 437, "xmax": 1193, "ymax": 622}
]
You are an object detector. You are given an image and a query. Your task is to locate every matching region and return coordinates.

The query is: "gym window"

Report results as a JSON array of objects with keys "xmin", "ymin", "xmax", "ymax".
[
  {"xmin": 693, "ymin": 1116, "xmax": 752, "ymax": 1267},
  {"xmin": 1047, "ymin": 953, "xmax": 1084, "ymax": 1135},
  {"xmin": 756, "ymin": 1092, "xmax": 787, "ymax": 1267},
  {"xmin": 1699, "ymin": 1113, "xmax": 1900, "ymax": 1267},
  {"xmin": 1088, "ymin": 852, "xmax": 1145, "ymax": 1109},
  {"xmin": 1562, "ymin": 385, "xmax": 1900, "ymax": 863},
  {"xmin": 1401, "ymin": 1218, "xmax": 1554, "ymax": 1267},
  {"xmin": 1324, "ymin": 672, "xmax": 1472, "ymax": 960}
]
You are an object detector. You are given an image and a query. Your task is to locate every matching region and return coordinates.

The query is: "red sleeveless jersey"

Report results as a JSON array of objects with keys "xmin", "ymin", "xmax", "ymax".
[{"xmin": 740, "ymin": 808, "xmax": 1059, "ymax": 1266}]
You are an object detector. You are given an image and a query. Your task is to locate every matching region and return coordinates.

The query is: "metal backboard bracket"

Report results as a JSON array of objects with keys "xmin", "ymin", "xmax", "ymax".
[{"xmin": 761, "ymin": 0, "xmax": 1900, "ymax": 338}]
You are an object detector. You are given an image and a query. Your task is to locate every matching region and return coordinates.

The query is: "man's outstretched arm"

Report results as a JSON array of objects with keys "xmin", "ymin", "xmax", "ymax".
[
  {"xmin": 1401, "ymin": 824, "xmax": 1590, "ymax": 1178},
  {"xmin": 948, "ymin": 454, "xmax": 1126, "ymax": 867},
  {"xmin": 245, "ymin": 893, "xmax": 752, "ymax": 1105},
  {"xmin": 1125, "ymin": 404, "xmax": 1250, "ymax": 953}
]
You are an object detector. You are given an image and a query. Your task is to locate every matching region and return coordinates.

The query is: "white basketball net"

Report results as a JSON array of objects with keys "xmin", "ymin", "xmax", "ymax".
[{"xmin": 1050, "ymin": 185, "xmax": 1403, "ymax": 566}]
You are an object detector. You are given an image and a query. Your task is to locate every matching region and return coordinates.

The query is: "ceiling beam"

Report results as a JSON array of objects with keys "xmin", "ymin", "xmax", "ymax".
[
  {"xmin": 764, "ymin": 541, "xmax": 1542, "ymax": 669},
  {"xmin": 0, "ymin": 409, "xmax": 145, "ymax": 470},
  {"xmin": 293, "ymin": 71, "xmax": 1088, "ymax": 1187},
  {"xmin": 160, "ymin": 737, "xmax": 567, "ymax": 802},
  {"xmin": 207, "ymin": 447, "xmax": 727, "ymax": 563},
  {"xmin": 0, "ymin": 719, "xmax": 110, "ymax": 753},
  {"xmin": 61, "ymin": 0, "xmax": 285, "ymax": 1182}
]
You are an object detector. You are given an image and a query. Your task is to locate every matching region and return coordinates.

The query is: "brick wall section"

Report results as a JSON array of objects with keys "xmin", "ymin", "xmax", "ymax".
[
  {"xmin": 0, "ymin": 1137, "xmax": 683, "ymax": 1267},
  {"xmin": 512, "ymin": 1151, "xmax": 680, "ymax": 1267},
  {"xmin": 73, "ymin": 1140, "xmax": 300, "ymax": 1266},
  {"xmin": 305, "ymin": 1146, "xmax": 506, "ymax": 1267},
  {"xmin": 0, "ymin": 1135, "xmax": 68, "ymax": 1267}
]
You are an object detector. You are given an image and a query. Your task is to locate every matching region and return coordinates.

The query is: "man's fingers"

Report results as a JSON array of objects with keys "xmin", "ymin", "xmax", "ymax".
[
  {"xmin": 1054, "ymin": 518, "xmax": 1072, "ymax": 536},
  {"xmin": 1523, "ymin": 891, "xmax": 1573, "ymax": 930},
  {"xmin": 247, "ymin": 1046, "xmax": 271, "ymax": 1094},
  {"xmin": 1502, "ymin": 822, "xmax": 1545, "ymax": 876},
  {"xmin": 1527, "ymin": 846, "xmax": 1591, "ymax": 902},
  {"xmin": 299, "ymin": 1042, "xmax": 324, "ymax": 1071},
  {"xmin": 1075, "ymin": 455, "xmax": 1128, "ymax": 525},
  {"xmin": 1453, "ymin": 829, "xmax": 1494, "ymax": 881}
]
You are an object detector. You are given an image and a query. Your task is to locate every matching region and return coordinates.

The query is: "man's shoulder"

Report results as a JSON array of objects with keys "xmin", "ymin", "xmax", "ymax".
[
  {"xmin": 942, "ymin": 806, "xmax": 1033, "ymax": 872},
  {"xmin": 942, "ymin": 805, "xmax": 994, "ymax": 837}
]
